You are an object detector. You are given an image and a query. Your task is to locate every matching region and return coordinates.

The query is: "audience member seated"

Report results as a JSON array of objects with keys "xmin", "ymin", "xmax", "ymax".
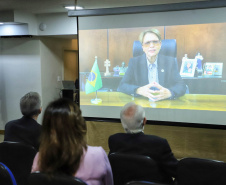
[
  {"xmin": 4, "ymin": 92, "xmax": 42, "ymax": 151},
  {"xmin": 31, "ymin": 98, "xmax": 113, "ymax": 185},
  {"xmin": 108, "ymin": 102, "xmax": 178, "ymax": 183}
]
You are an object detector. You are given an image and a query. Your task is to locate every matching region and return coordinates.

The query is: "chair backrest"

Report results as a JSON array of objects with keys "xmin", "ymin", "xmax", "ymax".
[
  {"xmin": 132, "ymin": 39, "xmax": 177, "ymax": 58},
  {"xmin": 28, "ymin": 172, "xmax": 87, "ymax": 185},
  {"xmin": 0, "ymin": 141, "xmax": 37, "ymax": 185},
  {"xmin": 108, "ymin": 153, "xmax": 172, "ymax": 185},
  {"xmin": 177, "ymin": 157, "xmax": 226, "ymax": 185},
  {"xmin": 0, "ymin": 162, "xmax": 17, "ymax": 185},
  {"xmin": 125, "ymin": 181, "xmax": 169, "ymax": 185}
]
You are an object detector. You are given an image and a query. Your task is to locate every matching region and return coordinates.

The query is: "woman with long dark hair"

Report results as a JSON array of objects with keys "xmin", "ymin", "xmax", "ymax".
[{"xmin": 31, "ymin": 98, "xmax": 113, "ymax": 185}]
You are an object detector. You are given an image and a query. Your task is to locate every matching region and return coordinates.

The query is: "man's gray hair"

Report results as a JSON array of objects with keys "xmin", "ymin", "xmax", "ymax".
[
  {"xmin": 120, "ymin": 102, "xmax": 145, "ymax": 133},
  {"xmin": 20, "ymin": 92, "xmax": 41, "ymax": 117}
]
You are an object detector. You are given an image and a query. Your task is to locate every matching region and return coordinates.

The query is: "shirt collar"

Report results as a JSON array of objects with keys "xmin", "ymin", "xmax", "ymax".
[{"xmin": 146, "ymin": 56, "xmax": 158, "ymax": 68}]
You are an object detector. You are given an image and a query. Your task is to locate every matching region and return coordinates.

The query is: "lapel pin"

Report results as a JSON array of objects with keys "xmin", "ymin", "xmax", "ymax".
[{"xmin": 161, "ymin": 69, "xmax": 164, "ymax": 72}]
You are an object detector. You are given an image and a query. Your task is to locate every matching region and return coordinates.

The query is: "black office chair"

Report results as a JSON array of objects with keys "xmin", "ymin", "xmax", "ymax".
[
  {"xmin": 177, "ymin": 157, "xmax": 226, "ymax": 185},
  {"xmin": 0, "ymin": 141, "xmax": 37, "ymax": 185},
  {"xmin": 28, "ymin": 172, "xmax": 87, "ymax": 185},
  {"xmin": 132, "ymin": 39, "xmax": 177, "ymax": 58},
  {"xmin": 125, "ymin": 181, "xmax": 170, "ymax": 185},
  {"xmin": 0, "ymin": 162, "xmax": 17, "ymax": 185},
  {"xmin": 108, "ymin": 153, "xmax": 172, "ymax": 185}
]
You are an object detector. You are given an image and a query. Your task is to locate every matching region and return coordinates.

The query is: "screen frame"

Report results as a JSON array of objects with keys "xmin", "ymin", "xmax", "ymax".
[
  {"xmin": 69, "ymin": 1, "xmax": 226, "ymax": 130},
  {"xmin": 68, "ymin": 1, "xmax": 226, "ymax": 17}
]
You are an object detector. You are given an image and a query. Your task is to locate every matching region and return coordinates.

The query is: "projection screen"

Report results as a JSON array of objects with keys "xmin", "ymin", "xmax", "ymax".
[{"xmin": 76, "ymin": 5, "xmax": 226, "ymax": 127}]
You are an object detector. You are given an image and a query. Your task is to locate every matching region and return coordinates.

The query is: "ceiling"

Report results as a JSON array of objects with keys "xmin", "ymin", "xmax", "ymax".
[{"xmin": 0, "ymin": 0, "xmax": 209, "ymax": 14}]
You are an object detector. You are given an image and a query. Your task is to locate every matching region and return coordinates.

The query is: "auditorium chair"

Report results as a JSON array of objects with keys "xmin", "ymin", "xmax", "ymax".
[
  {"xmin": 0, "ymin": 162, "xmax": 17, "ymax": 185},
  {"xmin": 0, "ymin": 141, "xmax": 37, "ymax": 185},
  {"xmin": 108, "ymin": 153, "xmax": 172, "ymax": 185},
  {"xmin": 177, "ymin": 157, "xmax": 226, "ymax": 185},
  {"xmin": 28, "ymin": 172, "xmax": 87, "ymax": 185}
]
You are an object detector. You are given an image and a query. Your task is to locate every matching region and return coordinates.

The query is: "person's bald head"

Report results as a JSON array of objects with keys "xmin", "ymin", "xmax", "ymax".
[{"xmin": 120, "ymin": 102, "xmax": 146, "ymax": 133}]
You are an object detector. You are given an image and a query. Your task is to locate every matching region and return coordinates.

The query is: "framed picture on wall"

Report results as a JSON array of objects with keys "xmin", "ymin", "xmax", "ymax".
[{"xmin": 180, "ymin": 59, "xmax": 197, "ymax": 77}]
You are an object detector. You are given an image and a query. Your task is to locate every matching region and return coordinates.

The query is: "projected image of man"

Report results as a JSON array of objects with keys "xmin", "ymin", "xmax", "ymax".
[{"xmin": 118, "ymin": 28, "xmax": 186, "ymax": 101}]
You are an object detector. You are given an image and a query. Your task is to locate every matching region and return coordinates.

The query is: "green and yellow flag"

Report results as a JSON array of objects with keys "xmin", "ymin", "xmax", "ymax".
[{"xmin": 85, "ymin": 57, "xmax": 102, "ymax": 94}]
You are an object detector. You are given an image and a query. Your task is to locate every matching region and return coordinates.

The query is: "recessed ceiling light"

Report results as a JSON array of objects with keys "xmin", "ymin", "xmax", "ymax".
[
  {"xmin": 76, "ymin": 6, "xmax": 83, "ymax": 10},
  {"xmin": 64, "ymin": 5, "xmax": 83, "ymax": 10},
  {"xmin": 65, "ymin": 6, "xmax": 75, "ymax": 10}
]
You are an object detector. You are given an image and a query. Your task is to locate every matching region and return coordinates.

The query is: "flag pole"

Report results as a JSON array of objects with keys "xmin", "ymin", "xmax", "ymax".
[
  {"xmin": 91, "ymin": 90, "xmax": 102, "ymax": 104},
  {"xmin": 85, "ymin": 56, "xmax": 103, "ymax": 104}
]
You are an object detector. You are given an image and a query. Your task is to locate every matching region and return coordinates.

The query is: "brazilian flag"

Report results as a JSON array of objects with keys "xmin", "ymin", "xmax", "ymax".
[{"xmin": 85, "ymin": 60, "xmax": 102, "ymax": 94}]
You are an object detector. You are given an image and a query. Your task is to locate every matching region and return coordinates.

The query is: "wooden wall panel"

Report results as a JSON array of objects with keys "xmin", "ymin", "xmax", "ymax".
[
  {"xmin": 166, "ymin": 23, "xmax": 226, "ymax": 70},
  {"xmin": 79, "ymin": 30, "xmax": 108, "ymax": 72},
  {"xmin": 79, "ymin": 27, "xmax": 164, "ymax": 72},
  {"xmin": 108, "ymin": 27, "xmax": 164, "ymax": 68},
  {"xmin": 79, "ymin": 23, "xmax": 226, "ymax": 74}
]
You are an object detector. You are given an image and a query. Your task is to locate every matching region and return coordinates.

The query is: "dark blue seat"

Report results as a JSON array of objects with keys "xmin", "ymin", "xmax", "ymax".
[
  {"xmin": 0, "ymin": 141, "xmax": 37, "ymax": 185},
  {"xmin": 0, "ymin": 162, "xmax": 17, "ymax": 185}
]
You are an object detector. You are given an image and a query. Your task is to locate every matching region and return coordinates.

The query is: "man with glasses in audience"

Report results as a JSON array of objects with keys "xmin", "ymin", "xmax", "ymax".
[
  {"xmin": 117, "ymin": 28, "xmax": 186, "ymax": 101},
  {"xmin": 108, "ymin": 102, "xmax": 178, "ymax": 183},
  {"xmin": 4, "ymin": 92, "xmax": 42, "ymax": 151}
]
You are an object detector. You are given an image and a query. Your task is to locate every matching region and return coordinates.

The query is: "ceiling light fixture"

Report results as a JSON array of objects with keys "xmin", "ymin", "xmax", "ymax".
[
  {"xmin": 64, "ymin": 0, "xmax": 83, "ymax": 10},
  {"xmin": 64, "ymin": 5, "xmax": 83, "ymax": 10},
  {"xmin": 76, "ymin": 6, "xmax": 83, "ymax": 10},
  {"xmin": 65, "ymin": 6, "xmax": 76, "ymax": 10}
]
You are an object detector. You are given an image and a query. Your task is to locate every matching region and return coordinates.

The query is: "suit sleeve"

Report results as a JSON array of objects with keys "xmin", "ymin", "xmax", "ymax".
[
  {"xmin": 3, "ymin": 123, "xmax": 10, "ymax": 141},
  {"xmin": 108, "ymin": 135, "xmax": 117, "ymax": 156},
  {"xmin": 167, "ymin": 58, "xmax": 186, "ymax": 98},
  {"xmin": 117, "ymin": 58, "xmax": 140, "ymax": 96},
  {"xmin": 159, "ymin": 139, "xmax": 178, "ymax": 178}
]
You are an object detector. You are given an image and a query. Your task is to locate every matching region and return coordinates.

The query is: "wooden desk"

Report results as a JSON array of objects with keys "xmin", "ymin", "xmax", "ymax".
[
  {"xmin": 80, "ymin": 72, "xmax": 226, "ymax": 94},
  {"xmin": 80, "ymin": 92, "xmax": 226, "ymax": 111}
]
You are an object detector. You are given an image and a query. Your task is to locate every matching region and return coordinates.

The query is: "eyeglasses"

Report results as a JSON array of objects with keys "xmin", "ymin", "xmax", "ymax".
[{"xmin": 143, "ymin": 40, "xmax": 161, "ymax": 47}]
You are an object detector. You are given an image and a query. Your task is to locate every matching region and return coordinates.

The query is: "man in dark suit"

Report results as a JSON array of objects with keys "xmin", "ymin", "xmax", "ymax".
[
  {"xmin": 118, "ymin": 28, "xmax": 186, "ymax": 101},
  {"xmin": 4, "ymin": 92, "xmax": 42, "ymax": 151},
  {"xmin": 108, "ymin": 102, "xmax": 178, "ymax": 182}
]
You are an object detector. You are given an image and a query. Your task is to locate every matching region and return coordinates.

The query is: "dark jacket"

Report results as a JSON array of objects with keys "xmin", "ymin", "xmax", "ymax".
[
  {"xmin": 108, "ymin": 132, "xmax": 178, "ymax": 181},
  {"xmin": 118, "ymin": 54, "xmax": 186, "ymax": 98},
  {"xmin": 4, "ymin": 116, "xmax": 41, "ymax": 151}
]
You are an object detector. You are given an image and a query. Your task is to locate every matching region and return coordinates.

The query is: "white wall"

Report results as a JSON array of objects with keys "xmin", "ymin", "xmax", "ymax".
[
  {"xmin": 14, "ymin": 11, "xmax": 38, "ymax": 35},
  {"xmin": 0, "ymin": 12, "xmax": 78, "ymax": 129},
  {"xmin": 0, "ymin": 36, "xmax": 78, "ymax": 129},
  {"xmin": 39, "ymin": 37, "xmax": 64, "ymax": 114},
  {"xmin": 36, "ymin": 13, "xmax": 77, "ymax": 36},
  {"xmin": 0, "ymin": 12, "xmax": 77, "ymax": 36},
  {"xmin": 39, "ymin": 37, "xmax": 78, "ymax": 113},
  {"xmin": 0, "ymin": 38, "xmax": 42, "ymax": 128}
]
